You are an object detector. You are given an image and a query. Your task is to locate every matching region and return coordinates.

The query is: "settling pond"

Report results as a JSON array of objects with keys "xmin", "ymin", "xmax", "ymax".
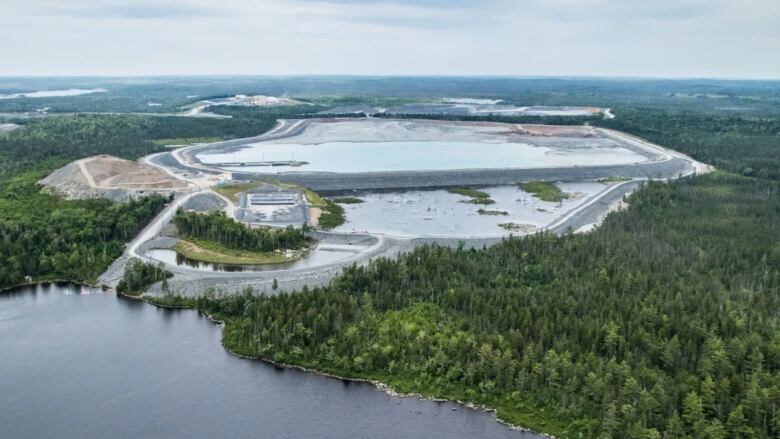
[
  {"xmin": 146, "ymin": 246, "xmax": 354, "ymax": 272},
  {"xmin": 198, "ymin": 140, "xmax": 646, "ymax": 173},
  {"xmin": 0, "ymin": 284, "xmax": 540, "ymax": 439},
  {"xmin": 335, "ymin": 183, "xmax": 607, "ymax": 237}
]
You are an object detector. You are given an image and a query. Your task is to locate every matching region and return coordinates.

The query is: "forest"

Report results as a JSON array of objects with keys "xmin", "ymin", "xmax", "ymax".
[
  {"xmin": 116, "ymin": 258, "xmax": 172, "ymax": 296},
  {"xmin": 3, "ymin": 76, "xmax": 778, "ymax": 115},
  {"xmin": 0, "ymin": 175, "xmax": 167, "ymax": 287},
  {"xmin": 173, "ymin": 210, "xmax": 310, "ymax": 252},
  {"xmin": 0, "ymin": 109, "xmax": 305, "ymax": 289},
  {"xmin": 0, "ymin": 114, "xmax": 289, "ymax": 177},
  {"xmin": 2, "ymin": 82, "xmax": 780, "ymax": 437},
  {"xmin": 152, "ymin": 107, "xmax": 780, "ymax": 438},
  {"xmin": 155, "ymin": 173, "xmax": 780, "ymax": 438},
  {"xmin": 596, "ymin": 108, "xmax": 780, "ymax": 180}
]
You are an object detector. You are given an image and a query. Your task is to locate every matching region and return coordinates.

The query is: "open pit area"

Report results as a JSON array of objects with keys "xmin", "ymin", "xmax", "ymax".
[{"xmin": 40, "ymin": 154, "xmax": 188, "ymax": 201}]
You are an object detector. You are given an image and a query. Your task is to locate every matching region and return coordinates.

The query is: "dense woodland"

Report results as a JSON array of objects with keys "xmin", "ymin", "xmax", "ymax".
[
  {"xmin": 3, "ymin": 81, "xmax": 780, "ymax": 437},
  {"xmin": 0, "ymin": 109, "xmax": 304, "ymax": 288},
  {"xmin": 0, "ymin": 114, "xmax": 287, "ymax": 176},
  {"xmin": 158, "ymin": 173, "xmax": 780, "ymax": 438},
  {"xmin": 116, "ymin": 258, "xmax": 172, "ymax": 296},
  {"xmin": 597, "ymin": 108, "xmax": 780, "ymax": 180},
  {"xmin": 173, "ymin": 210, "xmax": 309, "ymax": 252},
  {"xmin": 4, "ymin": 76, "xmax": 778, "ymax": 114},
  {"xmin": 154, "ymin": 105, "xmax": 780, "ymax": 438},
  {"xmin": 0, "ymin": 178, "xmax": 167, "ymax": 287}
]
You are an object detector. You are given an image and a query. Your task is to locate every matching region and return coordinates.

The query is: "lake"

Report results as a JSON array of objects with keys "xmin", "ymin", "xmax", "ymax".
[{"xmin": 0, "ymin": 284, "xmax": 540, "ymax": 439}]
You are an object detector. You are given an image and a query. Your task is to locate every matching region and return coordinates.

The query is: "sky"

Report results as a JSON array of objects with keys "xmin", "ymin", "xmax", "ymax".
[{"xmin": 2, "ymin": 0, "xmax": 779, "ymax": 78}]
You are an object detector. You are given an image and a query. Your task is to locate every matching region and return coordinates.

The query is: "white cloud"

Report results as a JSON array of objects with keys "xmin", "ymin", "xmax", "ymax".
[{"xmin": 0, "ymin": 0, "xmax": 777, "ymax": 78}]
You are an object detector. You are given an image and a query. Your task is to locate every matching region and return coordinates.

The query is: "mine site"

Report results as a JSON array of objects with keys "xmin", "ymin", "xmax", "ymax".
[
  {"xmin": 26, "ymin": 109, "xmax": 708, "ymax": 297},
  {"xmin": 4, "ymin": 5, "xmax": 777, "ymax": 438}
]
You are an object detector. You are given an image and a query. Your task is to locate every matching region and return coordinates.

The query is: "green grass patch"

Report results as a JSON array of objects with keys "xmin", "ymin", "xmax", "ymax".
[
  {"xmin": 331, "ymin": 197, "xmax": 365, "ymax": 204},
  {"xmin": 448, "ymin": 186, "xmax": 496, "ymax": 205},
  {"xmin": 173, "ymin": 238, "xmax": 304, "ymax": 265},
  {"xmin": 519, "ymin": 181, "xmax": 569, "ymax": 202},
  {"xmin": 318, "ymin": 201, "xmax": 345, "ymax": 229},
  {"xmin": 596, "ymin": 176, "xmax": 630, "ymax": 184},
  {"xmin": 477, "ymin": 209, "xmax": 508, "ymax": 216},
  {"xmin": 448, "ymin": 187, "xmax": 490, "ymax": 199},
  {"xmin": 304, "ymin": 189, "xmax": 328, "ymax": 208},
  {"xmin": 464, "ymin": 198, "xmax": 495, "ymax": 205},
  {"xmin": 213, "ymin": 182, "xmax": 262, "ymax": 204},
  {"xmin": 151, "ymin": 136, "xmax": 222, "ymax": 146}
]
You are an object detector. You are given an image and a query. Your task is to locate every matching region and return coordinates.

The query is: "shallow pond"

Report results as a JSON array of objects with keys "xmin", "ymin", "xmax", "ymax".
[
  {"xmin": 198, "ymin": 140, "xmax": 645, "ymax": 173},
  {"xmin": 147, "ymin": 246, "xmax": 355, "ymax": 272},
  {"xmin": 0, "ymin": 284, "xmax": 539, "ymax": 439},
  {"xmin": 335, "ymin": 183, "xmax": 607, "ymax": 237}
]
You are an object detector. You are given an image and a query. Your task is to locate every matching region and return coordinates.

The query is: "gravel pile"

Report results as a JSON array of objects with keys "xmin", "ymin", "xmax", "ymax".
[{"xmin": 182, "ymin": 192, "xmax": 227, "ymax": 212}]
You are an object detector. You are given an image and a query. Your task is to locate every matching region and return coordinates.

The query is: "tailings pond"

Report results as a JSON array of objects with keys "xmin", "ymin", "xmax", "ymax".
[
  {"xmin": 0, "ymin": 284, "xmax": 540, "ymax": 438},
  {"xmin": 197, "ymin": 140, "xmax": 646, "ymax": 173},
  {"xmin": 335, "ymin": 183, "xmax": 607, "ymax": 237}
]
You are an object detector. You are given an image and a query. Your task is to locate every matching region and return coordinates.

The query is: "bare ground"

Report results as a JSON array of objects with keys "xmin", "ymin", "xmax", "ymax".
[{"xmin": 40, "ymin": 155, "xmax": 188, "ymax": 201}]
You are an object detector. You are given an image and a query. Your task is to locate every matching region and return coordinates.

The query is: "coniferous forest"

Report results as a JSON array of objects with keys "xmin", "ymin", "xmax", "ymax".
[
  {"xmin": 173, "ymin": 210, "xmax": 310, "ymax": 252},
  {"xmin": 1, "ymin": 83, "xmax": 780, "ymax": 437},
  {"xmin": 153, "ymin": 108, "xmax": 780, "ymax": 438},
  {"xmin": 0, "ymin": 109, "xmax": 312, "ymax": 288}
]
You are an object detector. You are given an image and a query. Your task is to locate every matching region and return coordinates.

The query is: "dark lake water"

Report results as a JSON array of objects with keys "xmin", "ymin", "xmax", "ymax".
[{"xmin": 0, "ymin": 284, "xmax": 540, "ymax": 439}]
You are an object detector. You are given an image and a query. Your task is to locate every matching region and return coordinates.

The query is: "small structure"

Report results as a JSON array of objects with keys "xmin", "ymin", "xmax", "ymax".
[{"xmin": 249, "ymin": 193, "xmax": 298, "ymax": 206}]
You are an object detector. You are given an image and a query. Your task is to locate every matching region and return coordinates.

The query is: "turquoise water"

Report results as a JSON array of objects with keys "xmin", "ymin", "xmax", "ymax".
[{"xmin": 198, "ymin": 140, "xmax": 645, "ymax": 173}]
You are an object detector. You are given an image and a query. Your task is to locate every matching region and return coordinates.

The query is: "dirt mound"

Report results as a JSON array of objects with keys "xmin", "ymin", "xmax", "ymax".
[
  {"xmin": 515, "ymin": 124, "xmax": 597, "ymax": 137},
  {"xmin": 40, "ymin": 155, "xmax": 187, "ymax": 201}
]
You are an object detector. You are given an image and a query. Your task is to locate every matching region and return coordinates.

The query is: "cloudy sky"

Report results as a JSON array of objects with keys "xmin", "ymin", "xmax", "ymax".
[{"xmin": 2, "ymin": 0, "xmax": 778, "ymax": 78}]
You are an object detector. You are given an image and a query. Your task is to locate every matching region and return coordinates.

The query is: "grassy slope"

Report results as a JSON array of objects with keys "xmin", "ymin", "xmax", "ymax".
[
  {"xmin": 213, "ymin": 182, "xmax": 261, "ymax": 204},
  {"xmin": 173, "ymin": 238, "xmax": 304, "ymax": 265}
]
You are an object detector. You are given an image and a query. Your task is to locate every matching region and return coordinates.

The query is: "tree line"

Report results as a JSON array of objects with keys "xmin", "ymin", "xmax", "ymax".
[
  {"xmin": 116, "ymin": 258, "xmax": 172, "ymax": 296},
  {"xmin": 173, "ymin": 210, "xmax": 310, "ymax": 252},
  {"xmin": 0, "ymin": 182, "xmax": 167, "ymax": 287},
  {"xmin": 158, "ymin": 173, "xmax": 780, "ymax": 438},
  {"xmin": 0, "ymin": 110, "xmax": 301, "ymax": 289}
]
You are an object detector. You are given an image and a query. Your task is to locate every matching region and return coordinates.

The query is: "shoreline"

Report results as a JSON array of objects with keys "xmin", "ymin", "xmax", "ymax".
[
  {"xmin": 145, "ymin": 295, "xmax": 555, "ymax": 438},
  {"xmin": 0, "ymin": 279, "xmax": 100, "ymax": 295}
]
